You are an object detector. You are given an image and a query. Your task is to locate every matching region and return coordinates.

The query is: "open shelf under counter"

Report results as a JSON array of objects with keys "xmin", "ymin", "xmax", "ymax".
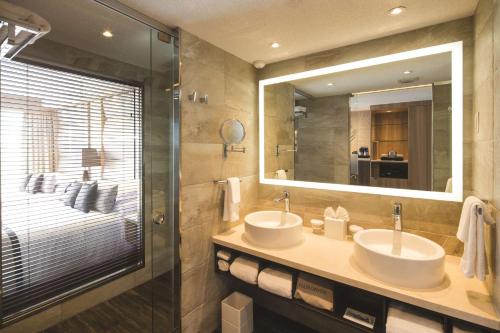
[{"xmin": 212, "ymin": 224, "xmax": 500, "ymax": 332}]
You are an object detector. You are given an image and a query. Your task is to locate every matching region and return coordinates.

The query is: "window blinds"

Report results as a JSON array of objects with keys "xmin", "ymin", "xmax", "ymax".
[{"xmin": 0, "ymin": 59, "xmax": 143, "ymax": 322}]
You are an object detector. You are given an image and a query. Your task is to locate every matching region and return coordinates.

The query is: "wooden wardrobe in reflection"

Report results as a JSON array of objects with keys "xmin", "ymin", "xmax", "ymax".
[{"xmin": 370, "ymin": 100, "xmax": 432, "ymax": 191}]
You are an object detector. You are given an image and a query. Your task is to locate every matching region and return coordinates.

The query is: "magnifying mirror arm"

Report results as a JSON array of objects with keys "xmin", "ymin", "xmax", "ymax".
[{"xmin": 223, "ymin": 143, "xmax": 246, "ymax": 158}]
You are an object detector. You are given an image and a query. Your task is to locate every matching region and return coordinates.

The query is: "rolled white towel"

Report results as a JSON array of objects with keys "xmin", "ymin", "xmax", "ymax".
[
  {"xmin": 217, "ymin": 249, "xmax": 233, "ymax": 261},
  {"xmin": 217, "ymin": 259, "xmax": 230, "ymax": 272},
  {"xmin": 386, "ymin": 304, "xmax": 443, "ymax": 333},
  {"xmin": 257, "ymin": 267, "xmax": 293, "ymax": 299},
  {"xmin": 230, "ymin": 256, "xmax": 259, "ymax": 285}
]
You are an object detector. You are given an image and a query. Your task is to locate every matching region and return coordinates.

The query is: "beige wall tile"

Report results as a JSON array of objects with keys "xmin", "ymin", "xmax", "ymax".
[{"xmin": 180, "ymin": 30, "xmax": 259, "ymax": 331}]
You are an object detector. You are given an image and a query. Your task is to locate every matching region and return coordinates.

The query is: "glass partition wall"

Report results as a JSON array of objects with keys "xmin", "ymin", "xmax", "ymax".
[{"xmin": 0, "ymin": 0, "xmax": 179, "ymax": 331}]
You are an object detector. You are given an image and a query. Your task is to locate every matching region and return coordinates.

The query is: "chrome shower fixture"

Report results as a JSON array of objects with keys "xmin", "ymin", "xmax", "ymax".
[{"xmin": 0, "ymin": 0, "xmax": 51, "ymax": 59}]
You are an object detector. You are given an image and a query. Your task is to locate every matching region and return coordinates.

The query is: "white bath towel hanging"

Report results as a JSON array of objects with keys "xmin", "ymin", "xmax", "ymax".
[
  {"xmin": 456, "ymin": 196, "xmax": 495, "ymax": 281},
  {"xmin": 223, "ymin": 177, "xmax": 240, "ymax": 222}
]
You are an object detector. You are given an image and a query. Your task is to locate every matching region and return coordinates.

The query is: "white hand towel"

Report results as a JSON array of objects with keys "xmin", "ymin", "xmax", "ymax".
[
  {"xmin": 257, "ymin": 267, "xmax": 293, "ymax": 299},
  {"xmin": 456, "ymin": 196, "xmax": 495, "ymax": 281},
  {"xmin": 386, "ymin": 304, "xmax": 443, "ymax": 333},
  {"xmin": 223, "ymin": 177, "xmax": 240, "ymax": 222},
  {"xmin": 275, "ymin": 169, "xmax": 287, "ymax": 180},
  {"xmin": 230, "ymin": 256, "xmax": 259, "ymax": 285},
  {"xmin": 216, "ymin": 249, "xmax": 233, "ymax": 261},
  {"xmin": 217, "ymin": 259, "xmax": 230, "ymax": 272}
]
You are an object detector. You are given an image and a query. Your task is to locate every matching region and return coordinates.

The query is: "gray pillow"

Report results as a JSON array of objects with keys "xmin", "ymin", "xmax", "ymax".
[
  {"xmin": 19, "ymin": 174, "xmax": 32, "ymax": 192},
  {"xmin": 74, "ymin": 182, "xmax": 98, "ymax": 213},
  {"xmin": 64, "ymin": 182, "xmax": 82, "ymax": 208},
  {"xmin": 26, "ymin": 173, "xmax": 44, "ymax": 194},
  {"xmin": 95, "ymin": 185, "xmax": 118, "ymax": 214}
]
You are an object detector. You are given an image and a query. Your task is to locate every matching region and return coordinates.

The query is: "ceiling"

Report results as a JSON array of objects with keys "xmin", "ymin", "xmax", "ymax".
[
  {"xmin": 290, "ymin": 52, "xmax": 451, "ymax": 97},
  {"xmin": 118, "ymin": 0, "xmax": 478, "ymax": 64},
  {"xmin": 9, "ymin": 0, "xmax": 170, "ymax": 70}
]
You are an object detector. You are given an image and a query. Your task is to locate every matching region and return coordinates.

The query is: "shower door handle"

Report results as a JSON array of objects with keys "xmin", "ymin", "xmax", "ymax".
[{"xmin": 153, "ymin": 213, "xmax": 165, "ymax": 225}]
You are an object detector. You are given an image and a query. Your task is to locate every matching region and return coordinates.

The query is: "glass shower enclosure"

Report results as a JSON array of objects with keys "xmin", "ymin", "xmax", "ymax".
[{"xmin": 0, "ymin": 0, "xmax": 179, "ymax": 331}]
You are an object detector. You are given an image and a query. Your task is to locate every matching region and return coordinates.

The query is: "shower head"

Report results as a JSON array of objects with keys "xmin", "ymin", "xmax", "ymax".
[{"xmin": 0, "ymin": 0, "xmax": 51, "ymax": 60}]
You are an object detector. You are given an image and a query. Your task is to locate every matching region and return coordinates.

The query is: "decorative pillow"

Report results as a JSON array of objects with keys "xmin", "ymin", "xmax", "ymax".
[
  {"xmin": 74, "ymin": 182, "xmax": 98, "ymax": 213},
  {"xmin": 26, "ymin": 173, "xmax": 44, "ymax": 194},
  {"xmin": 41, "ymin": 173, "xmax": 57, "ymax": 193},
  {"xmin": 19, "ymin": 174, "xmax": 33, "ymax": 192},
  {"xmin": 64, "ymin": 181, "xmax": 83, "ymax": 207},
  {"xmin": 94, "ymin": 185, "xmax": 118, "ymax": 214}
]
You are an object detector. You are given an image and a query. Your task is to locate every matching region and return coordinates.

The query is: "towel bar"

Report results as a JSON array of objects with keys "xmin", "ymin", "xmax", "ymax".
[{"xmin": 213, "ymin": 179, "xmax": 243, "ymax": 184}]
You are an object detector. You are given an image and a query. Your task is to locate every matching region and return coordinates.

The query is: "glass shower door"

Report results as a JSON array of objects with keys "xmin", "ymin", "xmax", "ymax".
[{"xmin": 148, "ymin": 29, "xmax": 180, "ymax": 332}]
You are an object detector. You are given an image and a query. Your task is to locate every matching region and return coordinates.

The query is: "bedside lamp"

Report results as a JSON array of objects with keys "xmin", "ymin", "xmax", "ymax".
[{"xmin": 82, "ymin": 148, "xmax": 100, "ymax": 181}]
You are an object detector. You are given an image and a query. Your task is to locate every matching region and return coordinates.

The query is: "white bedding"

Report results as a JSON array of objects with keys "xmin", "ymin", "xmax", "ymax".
[{"xmin": 1, "ymin": 191, "xmax": 137, "ymax": 296}]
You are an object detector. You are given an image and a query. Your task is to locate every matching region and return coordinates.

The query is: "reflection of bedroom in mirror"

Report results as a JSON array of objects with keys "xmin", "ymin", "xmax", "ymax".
[{"xmin": 262, "ymin": 46, "xmax": 459, "ymax": 198}]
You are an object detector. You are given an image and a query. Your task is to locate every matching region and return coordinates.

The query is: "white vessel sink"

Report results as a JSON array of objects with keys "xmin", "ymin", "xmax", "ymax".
[
  {"xmin": 353, "ymin": 229, "xmax": 445, "ymax": 289},
  {"xmin": 244, "ymin": 211, "xmax": 303, "ymax": 248}
]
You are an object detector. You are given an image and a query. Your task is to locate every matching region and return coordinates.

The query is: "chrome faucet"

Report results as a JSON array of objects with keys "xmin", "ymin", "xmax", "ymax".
[
  {"xmin": 274, "ymin": 190, "xmax": 290, "ymax": 213},
  {"xmin": 393, "ymin": 202, "xmax": 403, "ymax": 231}
]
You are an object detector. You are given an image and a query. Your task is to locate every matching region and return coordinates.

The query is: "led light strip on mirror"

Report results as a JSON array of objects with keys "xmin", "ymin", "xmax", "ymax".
[{"xmin": 259, "ymin": 41, "xmax": 463, "ymax": 202}]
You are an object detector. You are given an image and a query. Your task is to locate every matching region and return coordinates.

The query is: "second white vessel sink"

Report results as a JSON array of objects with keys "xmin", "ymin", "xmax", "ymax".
[
  {"xmin": 244, "ymin": 210, "xmax": 303, "ymax": 248},
  {"xmin": 353, "ymin": 229, "xmax": 445, "ymax": 289}
]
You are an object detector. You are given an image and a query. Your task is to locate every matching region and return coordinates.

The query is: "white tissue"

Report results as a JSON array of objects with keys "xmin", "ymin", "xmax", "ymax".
[{"xmin": 324, "ymin": 206, "xmax": 350, "ymax": 222}]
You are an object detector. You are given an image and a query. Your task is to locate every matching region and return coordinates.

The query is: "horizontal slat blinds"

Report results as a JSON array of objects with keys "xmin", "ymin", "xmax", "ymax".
[{"xmin": 0, "ymin": 60, "xmax": 143, "ymax": 321}]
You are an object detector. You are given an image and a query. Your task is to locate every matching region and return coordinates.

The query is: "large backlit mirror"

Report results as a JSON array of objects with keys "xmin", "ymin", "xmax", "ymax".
[{"xmin": 259, "ymin": 42, "xmax": 463, "ymax": 201}]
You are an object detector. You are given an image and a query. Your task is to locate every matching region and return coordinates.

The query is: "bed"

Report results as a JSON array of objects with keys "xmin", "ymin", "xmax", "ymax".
[{"xmin": 1, "ymin": 189, "xmax": 141, "ymax": 311}]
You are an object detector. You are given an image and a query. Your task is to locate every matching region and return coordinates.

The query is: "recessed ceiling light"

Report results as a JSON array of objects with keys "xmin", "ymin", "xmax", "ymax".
[
  {"xmin": 271, "ymin": 42, "xmax": 280, "ymax": 48},
  {"xmin": 327, "ymin": 82, "xmax": 334, "ymax": 86},
  {"xmin": 388, "ymin": 6, "xmax": 406, "ymax": 16},
  {"xmin": 386, "ymin": 110, "xmax": 392, "ymax": 113},
  {"xmin": 403, "ymin": 70, "xmax": 413, "ymax": 75},
  {"xmin": 102, "ymin": 30, "xmax": 113, "ymax": 38}
]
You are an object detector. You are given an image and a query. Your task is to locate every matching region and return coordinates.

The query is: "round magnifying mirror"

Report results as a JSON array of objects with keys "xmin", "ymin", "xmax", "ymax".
[{"xmin": 220, "ymin": 119, "xmax": 246, "ymax": 144}]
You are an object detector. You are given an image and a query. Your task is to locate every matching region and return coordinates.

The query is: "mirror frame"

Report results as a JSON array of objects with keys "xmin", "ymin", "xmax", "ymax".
[{"xmin": 259, "ymin": 41, "xmax": 463, "ymax": 202}]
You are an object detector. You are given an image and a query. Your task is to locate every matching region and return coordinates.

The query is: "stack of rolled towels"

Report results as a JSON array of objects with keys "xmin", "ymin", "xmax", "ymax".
[
  {"xmin": 216, "ymin": 249, "xmax": 233, "ymax": 272},
  {"xmin": 225, "ymin": 254, "xmax": 335, "ymax": 311}
]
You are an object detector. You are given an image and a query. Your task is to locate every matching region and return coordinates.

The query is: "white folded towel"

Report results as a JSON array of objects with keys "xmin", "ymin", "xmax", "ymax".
[
  {"xmin": 275, "ymin": 169, "xmax": 287, "ymax": 180},
  {"xmin": 217, "ymin": 259, "xmax": 230, "ymax": 272},
  {"xmin": 223, "ymin": 177, "xmax": 240, "ymax": 222},
  {"xmin": 456, "ymin": 196, "xmax": 495, "ymax": 281},
  {"xmin": 230, "ymin": 256, "xmax": 259, "ymax": 284},
  {"xmin": 386, "ymin": 304, "xmax": 443, "ymax": 333},
  {"xmin": 294, "ymin": 272, "xmax": 334, "ymax": 311},
  {"xmin": 216, "ymin": 249, "xmax": 233, "ymax": 261},
  {"xmin": 257, "ymin": 267, "xmax": 293, "ymax": 299}
]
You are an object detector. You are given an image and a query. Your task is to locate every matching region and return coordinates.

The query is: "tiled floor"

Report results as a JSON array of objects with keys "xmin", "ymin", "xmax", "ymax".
[{"xmin": 43, "ymin": 273, "xmax": 174, "ymax": 333}]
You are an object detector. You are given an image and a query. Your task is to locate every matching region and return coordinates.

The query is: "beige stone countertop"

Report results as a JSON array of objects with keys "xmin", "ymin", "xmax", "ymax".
[{"xmin": 212, "ymin": 224, "xmax": 500, "ymax": 330}]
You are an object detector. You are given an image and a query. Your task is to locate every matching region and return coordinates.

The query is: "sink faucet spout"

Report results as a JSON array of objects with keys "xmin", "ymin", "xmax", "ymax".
[{"xmin": 274, "ymin": 191, "xmax": 290, "ymax": 213}]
